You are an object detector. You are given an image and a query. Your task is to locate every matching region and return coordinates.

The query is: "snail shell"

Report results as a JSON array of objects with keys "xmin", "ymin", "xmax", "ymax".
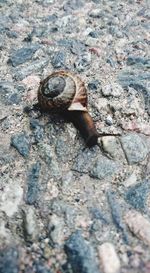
[
  {"xmin": 38, "ymin": 70, "xmax": 87, "ymax": 112},
  {"xmin": 38, "ymin": 70, "xmax": 99, "ymax": 147}
]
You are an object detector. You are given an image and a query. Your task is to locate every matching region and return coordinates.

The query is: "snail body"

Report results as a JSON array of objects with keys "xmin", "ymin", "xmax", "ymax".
[{"xmin": 38, "ymin": 71, "xmax": 98, "ymax": 147}]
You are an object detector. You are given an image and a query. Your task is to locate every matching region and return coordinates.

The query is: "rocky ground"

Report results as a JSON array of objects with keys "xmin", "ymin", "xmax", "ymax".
[{"xmin": 0, "ymin": 0, "xmax": 150, "ymax": 272}]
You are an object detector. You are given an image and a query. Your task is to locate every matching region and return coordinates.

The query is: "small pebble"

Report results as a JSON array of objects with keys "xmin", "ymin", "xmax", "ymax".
[
  {"xmin": 22, "ymin": 207, "xmax": 39, "ymax": 242},
  {"xmin": 125, "ymin": 210, "xmax": 150, "ymax": 246},
  {"xmin": 11, "ymin": 132, "xmax": 30, "ymax": 158},
  {"xmin": 8, "ymin": 45, "xmax": 39, "ymax": 67},
  {"xmin": 105, "ymin": 115, "xmax": 113, "ymax": 125},
  {"xmin": 51, "ymin": 51, "xmax": 66, "ymax": 68},
  {"xmin": 98, "ymin": 242, "xmax": 121, "ymax": 273}
]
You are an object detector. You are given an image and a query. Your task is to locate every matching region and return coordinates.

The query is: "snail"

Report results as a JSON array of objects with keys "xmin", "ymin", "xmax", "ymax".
[{"xmin": 38, "ymin": 70, "xmax": 99, "ymax": 147}]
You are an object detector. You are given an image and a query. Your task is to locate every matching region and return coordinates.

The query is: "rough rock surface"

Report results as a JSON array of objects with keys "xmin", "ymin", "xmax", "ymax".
[{"xmin": 0, "ymin": 0, "xmax": 150, "ymax": 272}]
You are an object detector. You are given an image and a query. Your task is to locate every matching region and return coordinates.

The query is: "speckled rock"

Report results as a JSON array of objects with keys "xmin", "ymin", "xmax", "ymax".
[
  {"xmin": 125, "ymin": 210, "xmax": 150, "ymax": 246},
  {"xmin": 0, "ymin": 247, "xmax": 19, "ymax": 273},
  {"xmin": 8, "ymin": 45, "xmax": 39, "ymax": 67},
  {"xmin": 101, "ymin": 83, "xmax": 123, "ymax": 97},
  {"xmin": 99, "ymin": 242, "xmax": 121, "ymax": 273},
  {"xmin": 90, "ymin": 156, "xmax": 119, "ymax": 180},
  {"xmin": 51, "ymin": 51, "xmax": 66, "ymax": 68},
  {"xmin": 120, "ymin": 134, "xmax": 148, "ymax": 164},
  {"xmin": 11, "ymin": 132, "xmax": 30, "ymax": 158},
  {"xmin": 22, "ymin": 207, "xmax": 39, "ymax": 242},
  {"xmin": 107, "ymin": 191, "xmax": 128, "ymax": 243},
  {"xmin": 75, "ymin": 52, "xmax": 91, "ymax": 72},
  {"xmin": 48, "ymin": 214, "xmax": 65, "ymax": 245},
  {"xmin": 33, "ymin": 261, "xmax": 52, "ymax": 273},
  {"xmin": 26, "ymin": 162, "xmax": 41, "ymax": 205},
  {"xmin": 64, "ymin": 230, "xmax": 100, "ymax": 273},
  {"xmin": 125, "ymin": 181, "xmax": 150, "ymax": 211}
]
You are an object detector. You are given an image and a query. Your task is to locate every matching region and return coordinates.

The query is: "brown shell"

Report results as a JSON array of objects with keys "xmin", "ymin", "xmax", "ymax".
[{"xmin": 38, "ymin": 70, "xmax": 88, "ymax": 112}]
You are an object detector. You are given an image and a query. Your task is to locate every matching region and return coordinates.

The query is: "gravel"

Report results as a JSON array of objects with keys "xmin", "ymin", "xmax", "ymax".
[{"xmin": 0, "ymin": 0, "xmax": 150, "ymax": 272}]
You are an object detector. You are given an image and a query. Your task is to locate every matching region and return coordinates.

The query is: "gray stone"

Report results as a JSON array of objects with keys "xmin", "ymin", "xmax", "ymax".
[
  {"xmin": 14, "ymin": 59, "xmax": 49, "ymax": 80},
  {"xmin": 105, "ymin": 115, "xmax": 113, "ymax": 125},
  {"xmin": 72, "ymin": 146, "xmax": 99, "ymax": 174},
  {"xmin": 70, "ymin": 40, "xmax": 86, "ymax": 55},
  {"xmin": 89, "ymin": 9, "xmax": 102, "ymax": 18},
  {"xmin": 127, "ymin": 56, "xmax": 150, "ymax": 66},
  {"xmin": 101, "ymin": 136, "xmax": 124, "ymax": 159},
  {"xmin": 26, "ymin": 162, "xmax": 41, "ymax": 205},
  {"xmin": 30, "ymin": 119, "xmax": 45, "ymax": 143},
  {"xmin": 38, "ymin": 143, "xmax": 61, "ymax": 177},
  {"xmin": 51, "ymin": 51, "xmax": 66, "ymax": 68},
  {"xmin": 63, "ymin": 0, "xmax": 84, "ymax": 12},
  {"xmin": 33, "ymin": 261, "xmax": 52, "ymax": 273},
  {"xmin": 90, "ymin": 156, "xmax": 118, "ymax": 180},
  {"xmin": 101, "ymin": 83, "xmax": 123, "ymax": 97},
  {"xmin": 88, "ymin": 80, "xmax": 100, "ymax": 91},
  {"xmin": 8, "ymin": 45, "xmax": 39, "ymax": 67},
  {"xmin": 22, "ymin": 207, "xmax": 39, "ymax": 242},
  {"xmin": 107, "ymin": 191, "xmax": 128, "ymax": 243},
  {"xmin": 11, "ymin": 132, "xmax": 30, "ymax": 158},
  {"xmin": 48, "ymin": 214, "xmax": 65, "ymax": 245},
  {"xmin": 118, "ymin": 71, "xmax": 150, "ymax": 113},
  {"xmin": 75, "ymin": 52, "xmax": 91, "ymax": 72},
  {"xmin": 0, "ymin": 247, "xmax": 19, "ymax": 273},
  {"xmin": 64, "ymin": 230, "xmax": 100, "ymax": 273},
  {"xmin": 88, "ymin": 31, "xmax": 98, "ymax": 38},
  {"xmin": 125, "ymin": 181, "xmax": 150, "ymax": 211},
  {"xmin": 120, "ymin": 134, "xmax": 148, "ymax": 164}
]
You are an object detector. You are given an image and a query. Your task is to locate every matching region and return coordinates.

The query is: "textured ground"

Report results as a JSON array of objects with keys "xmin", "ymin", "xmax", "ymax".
[{"xmin": 0, "ymin": 0, "xmax": 150, "ymax": 273}]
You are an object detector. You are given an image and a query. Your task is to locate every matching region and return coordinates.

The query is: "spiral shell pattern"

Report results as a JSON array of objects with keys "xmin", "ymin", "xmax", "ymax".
[{"xmin": 38, "ymin": 70, "xmax": 88, "ymax": 112}]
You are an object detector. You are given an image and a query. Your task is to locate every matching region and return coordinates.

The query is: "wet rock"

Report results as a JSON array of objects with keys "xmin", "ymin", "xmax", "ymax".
[
  {"xmin": 125, "ymin": 181, "xmax": 150, "ymax": 211},
  {"xmin": 101, "ymin": 83, "xmax": 123, "ymax": 97},
  {"xmin": 70, "ymin": 40, "xmax": 86, "ymax": 55},
  {"xmin": 22, "ymin": 207, "xmax": 39, "ymax": 242},
  {"xmin": 107, "ymin": 191, "xmax": 128, "ymax": 243},
  {"xmin": 48, "ymin": 214, "xmax": 65, "ymax": 245},
  {"xmin": 64, "ymin": 230, "xmax": 100, "ymax": 273},
  {"xmin": 98, "ymin": 242, "xmax": 121, "ymax": 273},
  {"xmin": 0, "ymin": 247, "xmax": 19, "ymax": 273},
  {"xmin": 51, "ymin": 51, "xmax": 66, "ymax": 68},
  {"xmin": 120, "ymin": 134, "xmax": 148, "ymax": 164},
  {"xmin": 75, "ymin": 52, "xmax": 91, "ymax": 72},
  {"xmin": 125, "ymin": 210, "xmax": 150, "ymax": 246},
  {"xmin": 90, "ymin": 156, "xmax": 119, "ymax": 180},
  {"xmin": 11, "ymin": 132, "xmax": 30, "ymax": 158},
  {"xmin": 26, "ymin": 162, "xmax": 41, "ymax": 205},
  {"xmin": 8, "ymin": 45, "xmax": 39, "ymax": 67}
]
